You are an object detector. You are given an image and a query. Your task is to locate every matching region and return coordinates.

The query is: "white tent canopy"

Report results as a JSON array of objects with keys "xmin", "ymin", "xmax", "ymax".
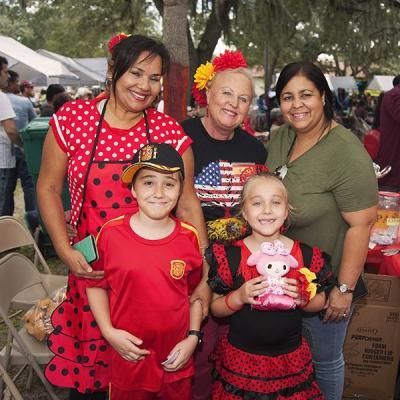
[
  {"xmin": 37, "ymin": 49, "xmax": 104, "ymax": 86},
  {"xmin": 0, "ymin": 36, "xmax": 79, "ymax": 86},
  {"xmin": 366, "ymin": 75, "xmax": 395, "ymax": 92},
  {"xmin": 324, "ymin": 75, "xmax": 358, "ymax": 92},
  {"xmin": 74, "ymin": 57, "xmax": 107, "ymax": 81}
]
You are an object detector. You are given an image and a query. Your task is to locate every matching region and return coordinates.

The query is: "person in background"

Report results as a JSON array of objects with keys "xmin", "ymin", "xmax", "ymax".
[
  {"xmin": 75, "ymin": 86, "xmax": 93, "ymax": 100},
  {"xmin": 53, "ymin": 92, "xmax": 72, "ymax": 114},
  {"xmin": 0, "ymin": 56, "xmax": 18, "ymax": 215},
  {"xmin": 40, "ymin": 83, "xmax": 66, "ymax": 116},
  {"xmin": 3, "ymin": 70, "xmax": 38, "ymax": 229},
  {"xmin": 20, "ymin": 79, "xmax": 39, "ymax": 109},
  {"xmin": 374, "ymin": 75, "xmax": 400, "ymax": 192},
  {"xmin": 38, "ymin": 33, "xmax": 208, "ymax": 400},
  {"xmin": 181, "ymin": 50, "xmax": 268, "ymax": 400},
  {"xmin": 267, "ymin": 61, "xmax": 378, "ymax": 400}
]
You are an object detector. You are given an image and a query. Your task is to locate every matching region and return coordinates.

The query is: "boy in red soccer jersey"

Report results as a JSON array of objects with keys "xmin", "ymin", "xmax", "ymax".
[{"xmin": 86, "ymin": 143, "xmax": 203, "ymax": 400}]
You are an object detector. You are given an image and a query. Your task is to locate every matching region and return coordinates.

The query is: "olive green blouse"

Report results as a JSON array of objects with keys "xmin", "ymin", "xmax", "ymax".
[{"xmin": 267, "ymin": 124, "xmax": 378, "ymax": 273}]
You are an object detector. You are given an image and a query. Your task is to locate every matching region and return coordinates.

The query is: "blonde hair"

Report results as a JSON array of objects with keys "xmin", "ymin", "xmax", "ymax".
[
  {"xmin": 239, "ymin": 172, "xmax": 291, "ymax": 218},
  {"xmin": 208, "ymin": 68, "xmax": 255, "ymax": 98}
]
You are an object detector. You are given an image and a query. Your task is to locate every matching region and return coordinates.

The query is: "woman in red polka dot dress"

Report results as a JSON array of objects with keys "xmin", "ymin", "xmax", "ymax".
[
  {"xmin": 207, "ymin": 173, "xmax": 334, "ymax": 399},
  {"xmin": 37, "ymin": 34, "xmax": 208, "ymax": 400}
]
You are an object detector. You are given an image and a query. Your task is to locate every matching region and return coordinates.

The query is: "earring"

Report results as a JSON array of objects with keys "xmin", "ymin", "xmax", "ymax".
[
  {"xmin": 322, "ymin": 98, "xmax": 326, "ymax": 106},
  {"xmin": 105, "ymin": 77, "xmax": 112, "ymax": 90}
]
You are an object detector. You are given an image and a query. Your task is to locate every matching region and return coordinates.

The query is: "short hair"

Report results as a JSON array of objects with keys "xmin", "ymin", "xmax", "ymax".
[
  {"xmin": 276, "ymin": 61, "xmax": 334, "ymax": 121},
  {"xmin": 392, "ymin": 75, "xmax": 400, "ymax": 87},
  {"xmin": 0, "ymin": 56, "xmax": 8, "ymax": 70},
  {"xmin": 210, "ymin": 68, "xmax": 255, "ymax": 98},
  {"xmin": 109, "ymin": 34, "xmax": 170, "ymax": 96},
  {"xmin": 7, "ymin": 70, "xmax": 19, "ymax": 84},
  {"xmin": 46, "ymin": 84, "xmax": 66, "ymax": 102},
  {"xmin": 53, "ymin": 92, "xmax": 71, "ymax": 113}
]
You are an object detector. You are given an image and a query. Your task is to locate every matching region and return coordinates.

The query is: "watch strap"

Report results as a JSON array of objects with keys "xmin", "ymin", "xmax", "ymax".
[{"xmin": 187, "ymin": 330, "xmax": 203, "ymax": 343}]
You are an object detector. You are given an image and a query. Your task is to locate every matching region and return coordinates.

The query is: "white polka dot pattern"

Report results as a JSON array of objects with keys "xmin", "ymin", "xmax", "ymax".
[{"xmin": 50, "ymin": 99, "xmax": 192, "ymax": 229}]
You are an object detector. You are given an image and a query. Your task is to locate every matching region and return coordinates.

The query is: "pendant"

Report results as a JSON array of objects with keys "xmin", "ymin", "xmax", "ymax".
[{"xmin": 275, "ymin": 164, "xmax": 288, "ymax": 180}]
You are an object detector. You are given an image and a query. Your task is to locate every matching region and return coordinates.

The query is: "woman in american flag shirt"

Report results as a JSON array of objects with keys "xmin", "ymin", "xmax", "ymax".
[{"xmin": 181, "ymin": 50, "xmax": 269, "ymax": 400}]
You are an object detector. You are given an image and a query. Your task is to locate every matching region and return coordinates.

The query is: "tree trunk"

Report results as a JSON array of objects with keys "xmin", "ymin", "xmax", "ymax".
[{"xmin": 163, "ymin": 0, "xmax": 190, "ymax": 122}]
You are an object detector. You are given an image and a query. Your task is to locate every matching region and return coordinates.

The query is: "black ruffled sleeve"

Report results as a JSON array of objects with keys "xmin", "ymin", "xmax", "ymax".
[
  {"xmin": 206, "ymin": 243, "xmax": 234, "ymax": 295},
  {"xmin": 309, "ymin": 247, "xmax": 335, "ymax": 293}
]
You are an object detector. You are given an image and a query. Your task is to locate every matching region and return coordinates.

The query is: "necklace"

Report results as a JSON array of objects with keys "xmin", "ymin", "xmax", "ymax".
[{"xmin": 274, "ymin": 123, "xmax": 332, "ymax": 180}]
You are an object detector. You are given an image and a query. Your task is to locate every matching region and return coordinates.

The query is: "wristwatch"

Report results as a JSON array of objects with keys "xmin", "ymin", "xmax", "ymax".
[
  {"xmin": 336, "ymin": 281, "xmax": 355, "ymax": 294},
  {"xmin": 187, "ymin": 330, "xmax": 203, "ymax": 344}
]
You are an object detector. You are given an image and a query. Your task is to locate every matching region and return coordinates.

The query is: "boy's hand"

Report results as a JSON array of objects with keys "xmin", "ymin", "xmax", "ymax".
[
  {"xmin": 162, "ymin": 336, "xmax": 198, "ymax": 372},
  {"xmin": 104, "ymin": 328, "xmax": 150, "ymax": 362}
]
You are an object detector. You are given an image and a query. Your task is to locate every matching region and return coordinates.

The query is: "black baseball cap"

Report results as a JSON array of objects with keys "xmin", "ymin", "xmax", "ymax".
[{"xmin": 121, "ymin": 143, "xmax": 184, "ymax": 184}]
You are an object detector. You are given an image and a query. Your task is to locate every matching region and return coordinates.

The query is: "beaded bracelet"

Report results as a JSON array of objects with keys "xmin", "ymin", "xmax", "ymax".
[{"xmin": 224, "ymin": 292, "xmax": 244, "ymax": 312}]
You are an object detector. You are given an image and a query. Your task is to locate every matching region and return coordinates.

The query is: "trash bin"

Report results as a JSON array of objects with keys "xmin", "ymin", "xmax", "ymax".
[{"xmin": 21, "ymin": 117, "xmax": 71, "ymax": 255}]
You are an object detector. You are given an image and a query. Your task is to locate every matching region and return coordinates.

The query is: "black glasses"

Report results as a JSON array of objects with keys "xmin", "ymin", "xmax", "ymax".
[{"xmin": 274, "ymin": 165, "xmax": 288, "ymax": 180}]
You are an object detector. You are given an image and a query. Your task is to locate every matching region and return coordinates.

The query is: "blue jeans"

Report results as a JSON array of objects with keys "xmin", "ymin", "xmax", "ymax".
[
  {"xmin": 0, "ymin": 168, "xmax": 12, "ymax": 216},
  {"xmin": 302, "ymin": 313, "xmax": 350, "ymax": 400},
  {"xmin": 3, "ymin": 146, "xmax": 36, "ymax": 214},
  {"xmin": 2, "ymin": 146, "xmax": 38, "ymax": 229}
]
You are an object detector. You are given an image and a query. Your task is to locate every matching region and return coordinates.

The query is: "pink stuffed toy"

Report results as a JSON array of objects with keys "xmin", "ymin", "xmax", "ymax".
[{"xmin": 247, "ymin": 240, "xmax": 298, "ymax": 311}]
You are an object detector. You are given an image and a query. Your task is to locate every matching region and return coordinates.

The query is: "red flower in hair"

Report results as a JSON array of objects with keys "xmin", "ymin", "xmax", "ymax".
[
  {"xmin": 108, "ymin": 33, "xmax": 129, "ymax": 53},
  {"xmin": 213, "ymin": 50, "xmax": 248, "ymax": 72},
  {"xmin": 192, "ymin": 83, "xmax": 208, "ymax": 108}
]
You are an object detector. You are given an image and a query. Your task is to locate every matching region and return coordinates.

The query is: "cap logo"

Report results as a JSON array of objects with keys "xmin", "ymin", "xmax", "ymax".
[
  {"xmin": 170, "ymin": 260, "xmax": 186, "ymax": 280},
  {"xmin": 139, "ymin": 145, "xmax": 157, "ymax": 162}
]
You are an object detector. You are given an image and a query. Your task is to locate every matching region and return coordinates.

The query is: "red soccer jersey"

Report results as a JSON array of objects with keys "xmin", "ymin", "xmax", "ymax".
[{"xmin": 88, "ymin": 214, "xmax": 203, "ymax": 392}]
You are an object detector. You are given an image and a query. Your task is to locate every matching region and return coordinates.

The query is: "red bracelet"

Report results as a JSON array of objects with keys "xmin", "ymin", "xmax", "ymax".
[{"xmin": 224, "ymin": 292, "xmax": 244, "ymax": 312}]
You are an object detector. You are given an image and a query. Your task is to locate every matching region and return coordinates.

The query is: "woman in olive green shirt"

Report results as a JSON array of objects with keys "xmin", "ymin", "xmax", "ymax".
[{"xmin": 267, "ymin": 61, "xmax": 378, "ymax": 400}]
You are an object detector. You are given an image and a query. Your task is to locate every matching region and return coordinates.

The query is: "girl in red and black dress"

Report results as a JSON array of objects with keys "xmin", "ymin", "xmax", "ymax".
[{"xmin": 207, "ymin": 172, "xmax": 333, "ymax": 399}]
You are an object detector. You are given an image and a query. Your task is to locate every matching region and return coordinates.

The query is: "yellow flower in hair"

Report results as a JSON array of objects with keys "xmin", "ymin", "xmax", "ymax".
[
  {"xmin": 194, "ymin": 62, "xmax": 215, "ymax": 90},
  {"xmin": 299, "ymin": 268, "xmax": 317, "ymax": 299}
]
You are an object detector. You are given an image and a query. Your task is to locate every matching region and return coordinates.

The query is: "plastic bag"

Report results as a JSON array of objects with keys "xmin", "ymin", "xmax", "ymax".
[{"xmin": 23, "ymin": 286, "xmax": 66, "ymax": 341}]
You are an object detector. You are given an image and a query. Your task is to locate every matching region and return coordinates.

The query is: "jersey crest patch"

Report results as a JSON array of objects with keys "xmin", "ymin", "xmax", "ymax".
[{"xmin": 170, "ymin": 260, "xmax": 186, "ymax": 279}]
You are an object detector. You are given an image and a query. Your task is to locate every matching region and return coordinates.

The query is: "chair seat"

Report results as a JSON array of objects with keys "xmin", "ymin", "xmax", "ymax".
[
  {"xmin": 12, "ymin": 274, "xmax": 67, "ymax": 310},
  {"xmin": 0, "ymin": 328, "xmax": 53, "ymax": 365}
]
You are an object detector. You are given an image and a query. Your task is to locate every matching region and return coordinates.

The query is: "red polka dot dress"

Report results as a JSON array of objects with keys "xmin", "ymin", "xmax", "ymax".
[
  {"xmin": 207, "ymin": 240, "xmax": 333, "ymax": 400},
  {"xmin": 45, "ymin": 98, "xmax": 192, "ymax": 394}
]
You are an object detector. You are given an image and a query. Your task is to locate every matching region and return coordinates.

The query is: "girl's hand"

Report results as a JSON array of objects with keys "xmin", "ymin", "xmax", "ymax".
[
  {"xmin": 282, "ymin": 277, "xmax": 300, "ymax": 302},
  {"xmin": 104, "ymin": 328, "xmax": 150, "ymax": 362},
  {"xmin": 323, "ymin": 287, "xmax": 352, "ymax": 322},
  {"xmin": 235, "ymin": 275, "xmax": 269, "ymax": 306},
  {"xmin": 60, "ymin": 247, "xmax": 104, "ymax": 279},
  {"xmin": 162, "ymin": 336, "xmax": 198, "ymax": 372}
]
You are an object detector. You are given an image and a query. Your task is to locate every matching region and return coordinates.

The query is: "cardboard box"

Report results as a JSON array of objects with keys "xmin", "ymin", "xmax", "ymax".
[{"xmin": 343, "ymin": 273, "xmax": 400, "ymax": 400}]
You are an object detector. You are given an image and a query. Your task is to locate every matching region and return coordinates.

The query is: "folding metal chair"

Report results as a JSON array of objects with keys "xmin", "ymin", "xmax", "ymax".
[
  {"xmin": 0, "ymin": 360, "xmax": 23, "ymax": 400},
  {"xmin": 0, "ymin": 253, "xmax": 60, "ymax": 400},
  {"xmin": 0, "ymin": 216, "xmax": 67, "ymax": 309}
]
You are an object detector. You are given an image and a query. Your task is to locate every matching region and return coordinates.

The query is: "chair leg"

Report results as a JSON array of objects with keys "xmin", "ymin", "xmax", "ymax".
[{"xmin": 26, "ymin": 366, "xmax": 33, "ymax": 390}]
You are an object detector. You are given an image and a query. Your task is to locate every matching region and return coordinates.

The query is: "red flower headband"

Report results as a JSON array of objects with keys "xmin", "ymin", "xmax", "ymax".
[
  {"xmin": 108, "ymin": 33, "xmax": 130, "ymax": 54},
  {"xmin": 192, "ymin": 50, "xmax": 248, "ymax": 107}
]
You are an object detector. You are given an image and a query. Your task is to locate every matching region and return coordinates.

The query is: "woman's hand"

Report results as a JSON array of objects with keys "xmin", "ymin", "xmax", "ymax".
[
  {"xmin": 64, "ymin": 210, "xmax": 77, "ymax": 239},
  {"xmin": 323, "ymin": 287, "xmax": 352, "ymax": 322},
  {"xmin": 162, "ymin": 336, "xmax": 198, "ymax": 372},
  {"xmin": 61, "ymin": 247, "xmax": 104, "ymax": 279},
  {"xmin": 234, "ymin": 275, "xmax": 269, "ymax": 306},
  {"xmin": 103, "ymin": 328, "xmax": 150, "ymax": 362}
]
